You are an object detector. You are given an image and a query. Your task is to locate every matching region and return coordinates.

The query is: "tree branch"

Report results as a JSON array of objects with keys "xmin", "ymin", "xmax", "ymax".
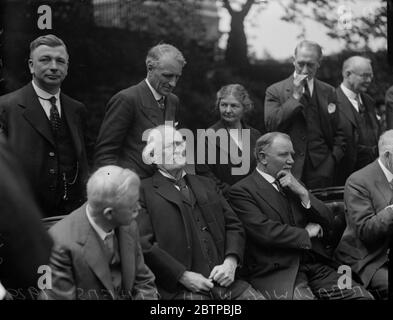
[
  {"xmin": 222, "ymin": 0, "xmax": 234, "ymax": 15},
  {"xmin": 241, "ymin": 0, "xmax": 255, "ymax": 16}
]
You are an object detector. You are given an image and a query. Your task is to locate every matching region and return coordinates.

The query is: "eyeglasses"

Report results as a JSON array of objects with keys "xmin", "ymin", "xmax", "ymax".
[{"xmin": 350, "ymin": 71, "xmax": 373, "ymax": 80}]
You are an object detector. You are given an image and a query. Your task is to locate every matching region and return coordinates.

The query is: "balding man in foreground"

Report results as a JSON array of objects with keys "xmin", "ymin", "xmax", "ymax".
[
  {"xmin": 335, "ymin": 56, "xmax": 380, "ymax": 185},
  {"xmin": 137, "ymin": 125, "xmax": 264, "ymax": 300},
  {"xmin": 41, "ymin": 166, "xmax": 158, "ymax": 300},
  {"xmin": 335, "ymin": 130, "xmax": 393, "ymax": 300},
  {"xmin": 94, "ymin": 43, "xmax": 186, "ymax": 179}
]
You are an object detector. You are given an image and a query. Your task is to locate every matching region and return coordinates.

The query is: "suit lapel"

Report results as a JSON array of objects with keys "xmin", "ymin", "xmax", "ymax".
[
  {"xmin": 361, "ymin": 93, "xmax": 379, "ymax": 140},
  {"xmin": 373, "ymin": 161, "xmax": 393, "ymax": 205},
  {"xmin": 138, "ymin": 81, "xmax": 164, "ymax": 126},
  {"xmin": 118, "ymin": 227, "xmax": 134, "ymax": 293},
  {"xmin": 77, "ymin": 206, "xmax": 115, "ymax": 299},
  {"xmin": 251, "ymin": 171, "xmax": 291, "ymax": 224},
  {"xmin": 337, "ymin": 87, "xmax": 357, "ymax": 128},
  {"xmin": 20, "ymin": 83, "xmax": 55, "ymax": 146},
  {"xmin": 153, "ymin": 171, "xmax": 184, "ymax": 208},
  {"xmin": 61, "ymin": 94, "xmax": 82, "ymax": 157}
]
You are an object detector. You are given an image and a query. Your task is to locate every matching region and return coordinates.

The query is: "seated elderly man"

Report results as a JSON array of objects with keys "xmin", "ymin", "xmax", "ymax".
[
  {"xmin": 41, "ymin": 165, "xmax": 158, "ymax": 300},
  {"xmin": 137, "ymin": 125, "xmax": 264, "ymax": 300},
  {"xmin": 335, "ymin": 130, "xmax": 393, "ymax": 300},
  {"xmin": 228, "ymin": 132, "xmax": 373, "ymax": 300}
]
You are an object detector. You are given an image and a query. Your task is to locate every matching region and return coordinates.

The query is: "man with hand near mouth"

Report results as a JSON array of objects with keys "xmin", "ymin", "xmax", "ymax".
[
  {"xmin": 264, "ymin": 40, "xmax": 346, "ymax": 189},
  {"xmin": 228, "ymin": 132, "xmax": 372, "ymax": 300},
  {"xmin": 0, "ymin": 34, "xmax": 89, "ymax": 217}
]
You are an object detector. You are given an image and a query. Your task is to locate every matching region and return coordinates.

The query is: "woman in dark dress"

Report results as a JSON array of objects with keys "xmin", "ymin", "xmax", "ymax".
[{"xmin": 196, "ymin": 84, "xmax": 261, "ymax": 197}]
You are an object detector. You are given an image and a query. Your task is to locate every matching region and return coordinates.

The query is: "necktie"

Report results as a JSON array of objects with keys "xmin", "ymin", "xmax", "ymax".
[
  {"xmin": 104, "ymin": 231, "xmax": 118, "ymax": 263},
  {"xmin": 49, "ymin": 96, "xmax": 61, "ymax": 134},
  {"xmin": 303, "ymin": 80, "xmax": 311, "ymax": 100},
  {"xmin": 157, "ymin": 97, "xmax": 165, "ymax": 110},
  {"xmin": 174, "ymin": 177, "xmax": 191, "ymax": 202},
  {"xmin": 273, "ymin": 179, "xmax": 286, "ymax": 196},
  {"xmin": 356, "ymin": 95, "xmax": 366, "ymax": 114}
]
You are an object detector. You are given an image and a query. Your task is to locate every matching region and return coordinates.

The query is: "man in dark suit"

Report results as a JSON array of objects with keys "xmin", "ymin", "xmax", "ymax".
[
  {"xmin": 265, "ymin": 40, "xmax": 346, "ymax": 189},
  {"xmin": 41, "ymin": 165, "xmax": 158, "ymax": 300},
  {"xmin": 137, "ymin": 125, "xmax": 264, "ymax": 300},
  {"xmin": 228, "ymin": 132, "xmax": 372, "ymax": 300},
  {"xmin": 94, "ymin": 43, "xmax": 186, "ymax": 179},
  {"xmin": 335, "ymin": 130, "xmax": 393, "ymax": 300},
  {"xmin": 0, "ymin": 34, "xmax": 89, "ymax": 217},
  {"xmin": 335, "ymin": 56, "xmax": 380, "ymax": 185},
  {"xmin": 0, "ymin": 137, "xmax": 53, "ymax": 300}
]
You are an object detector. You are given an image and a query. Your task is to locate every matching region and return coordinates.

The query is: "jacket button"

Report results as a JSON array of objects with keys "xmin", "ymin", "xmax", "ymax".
[
  {"xmin": 49, "ymin": 169, "xmax": 56, "ymax": 174},
  {"xmin": 49, "ymin": 152, "xmax": 55, "ymax": 157},
  {"xmin": 301, "ymin": 136, "xmax": 306, "ymax": 141}
]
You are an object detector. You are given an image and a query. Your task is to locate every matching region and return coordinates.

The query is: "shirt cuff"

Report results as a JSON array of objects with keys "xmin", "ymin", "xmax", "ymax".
[{"xmin": 302, "ymin": 200, "xmax": 311, "ymax": 209}]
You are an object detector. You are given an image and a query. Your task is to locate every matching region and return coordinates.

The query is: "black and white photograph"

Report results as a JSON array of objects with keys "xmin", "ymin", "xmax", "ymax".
[{"xmin": 0, "ymin": 0, "xmax": 391, "ymax": 312}]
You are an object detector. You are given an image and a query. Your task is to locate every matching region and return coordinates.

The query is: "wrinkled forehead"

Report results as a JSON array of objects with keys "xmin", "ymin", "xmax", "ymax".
[
  {"xmin": 31, "ymin": 45, "xmax": 69, "ymax": 59},
  {"xmin": 150, "ymin": 127, "xmax": 183, "ymax": 147},
  {"xmin": 295, "ymin": 47, "xmax": 319, "ymax": 62}
]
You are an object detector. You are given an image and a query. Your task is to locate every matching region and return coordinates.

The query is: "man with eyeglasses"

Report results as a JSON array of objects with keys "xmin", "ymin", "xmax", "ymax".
[
  {"xmin": 265, "ymin": 40, "xmax": 346, "ymax": 189},
  {"xmin": 335, "ymin": 56, "xmax": 380, "ymax": 185},
  {"xmin": 40, "ymin": 165, "xmax": 159, "ymax": 300}
]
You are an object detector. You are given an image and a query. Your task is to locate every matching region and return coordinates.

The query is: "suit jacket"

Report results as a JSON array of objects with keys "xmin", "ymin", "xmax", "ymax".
[
  {"xmin": 0, "ymin": 137, "xmax": 53, "ymax": 297},
  {"xmin": 264, "ymin": 76, "xmax": 346, "ymax": 181},
  {"xmin": 335, "ymin": 160, "xmax": 393, "ymax": 287},
  {"xmin": 335, "ymin": 87, "xmax": 379, "ymax": 185},
  {"xmin": 0, "ymin": 83, "xmax": 89, "ymax": 217},
  {"xmin": 385, "ymin": 85, "xmax": 393, "ymax": 130},
  {"xmin": 41, "ymin": 204, "xmax": 158, "ymax": 300},
  {"xmin": 196, "ymin": 120, "xmax": 261, "ymax": 197},
  {"xmin": 228, "ymin": 170, "xmax": 336, "ymax": 299},
  {"xmin": 94, "ymin": 80, "xmax": 179, "ymax": 179},
  {"xmin": 137, "ymin": 171, "xmax": 245, "ymax": 299}
]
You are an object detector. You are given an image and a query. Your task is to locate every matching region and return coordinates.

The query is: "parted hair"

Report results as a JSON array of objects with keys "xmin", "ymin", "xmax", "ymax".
[
  {"xmin": 254, "ymin": 132, "xmax": 291, "ymax": 161},
  {"xmin": 30, "ymin": 34, "xmax": 68, "ymax": 56},
  {"xmin": 215, "ymin": 84, "xmax": 254, "ymax": 113},
  {"xmin": 146, "ymin": 43, "xmax": 186, "ymax": 69}
]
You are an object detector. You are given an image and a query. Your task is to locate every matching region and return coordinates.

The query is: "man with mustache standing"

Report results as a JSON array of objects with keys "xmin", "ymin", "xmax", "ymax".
[
  {"xmin": 265, "ymin": 40, "xmax": 346, "ymax": 189},
  {"xmin": 228, "ymin": 132, "xmax": 372, "ymax": 299},
  {"xmin": 94, "ymin": 43, "xmax": 186, "ymax": 179},
  {"xmin": 0, "ymin": 34, "xmax": 89, "ymax": 217}
]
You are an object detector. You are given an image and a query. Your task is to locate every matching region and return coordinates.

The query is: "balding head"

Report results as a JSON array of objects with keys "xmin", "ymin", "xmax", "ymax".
[
  {"xmin": 87, "ymin": 166, "xmax": 140, "ymax": 228},
  {"xmin": 142, "ymin": 125, "xmax": 186, "ymax": 171},
  {"xmin": 342, "ymin": 56, "xmax": 373, "ymax": 93},
  {"xmin": 378, "ymin": 130, "xmax": 393, "ymax": 174}
]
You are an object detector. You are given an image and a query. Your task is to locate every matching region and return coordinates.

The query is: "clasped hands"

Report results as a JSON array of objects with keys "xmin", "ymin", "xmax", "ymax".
[{"xmin": 179, "ymin": 256, "xmax": 237, "ymax": 294}]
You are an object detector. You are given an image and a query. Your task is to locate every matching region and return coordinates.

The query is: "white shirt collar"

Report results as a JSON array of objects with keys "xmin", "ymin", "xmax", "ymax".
[
  {"xmin": 378, "ymin": 159, "xmax": 393, "ymax": 183},
  {"xmin": 86, "ymin": 204, "xmax": 114, "ymax": 241},
  {"xmin": 340, "ymin": 83, "xmax": 358, "ymax": 100},
  {"xmin": 256, "ymin": 167, "xmax": 276, "ymax": 184},
  {"xmin": 158, "ymin": 168, "xmax": 186, "ymax": 181},
  {"xmin": 32, "ymin": 80, "xmax": 60, "ymax": 101},
  {"xmin": 145, "ymin": 78, "xmax": 163, "ymax": 101}
]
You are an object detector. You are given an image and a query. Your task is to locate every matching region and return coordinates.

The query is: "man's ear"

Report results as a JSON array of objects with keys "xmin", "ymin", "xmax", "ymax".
[
  {"xmin": 103, "ymin": 207, "xmax": 114, "ymax": 220},
  {"xmin": 258, "ymin": 151, "xmax": 267, "ymax": 165},
  {"xmin": 28, "ymin": 59, "xmax": 34, "ymax": 74}
]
